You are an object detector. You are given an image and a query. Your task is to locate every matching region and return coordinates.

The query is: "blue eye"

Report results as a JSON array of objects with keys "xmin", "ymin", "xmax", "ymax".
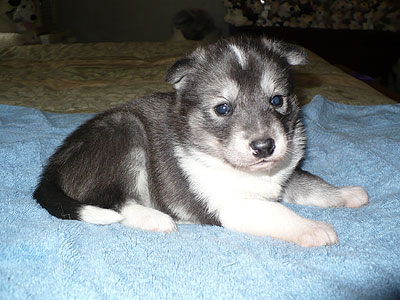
[
  {"xmin": 215, "ymin": 103, "xmax": 232, "ymax": 116},
  {"xmin": 270, "ymin": 95, "xmax": 284, "ymax": 107}
]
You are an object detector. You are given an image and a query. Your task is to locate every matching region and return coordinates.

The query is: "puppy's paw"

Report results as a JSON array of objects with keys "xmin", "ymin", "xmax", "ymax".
[
  {"xmin": 294, "ymin": 220, "xmax": 338, "ymax": 247},
  {"xmin": 339, "ymin": 186, "xmax": 369, "ymax": 208},
  {"xmin": 120, "ymin": 204, "xmax": 177, "ymax": 233}
]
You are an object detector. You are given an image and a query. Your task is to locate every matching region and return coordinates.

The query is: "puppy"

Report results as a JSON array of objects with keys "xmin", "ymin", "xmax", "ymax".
[{"xmin": 34, "ymin": 36, "xmax": 369, "ymax": 247}]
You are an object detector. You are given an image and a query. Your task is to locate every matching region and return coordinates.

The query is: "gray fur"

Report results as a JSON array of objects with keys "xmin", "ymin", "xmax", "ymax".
[{"xmin": 34, "ymin": 36, "xmax": 368, "ymax": 246}]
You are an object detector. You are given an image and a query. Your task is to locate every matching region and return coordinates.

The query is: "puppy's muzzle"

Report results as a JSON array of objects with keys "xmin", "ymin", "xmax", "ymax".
[{"xmin": 250, "ymin": 138, "xmax": 276, "ymax": 158}]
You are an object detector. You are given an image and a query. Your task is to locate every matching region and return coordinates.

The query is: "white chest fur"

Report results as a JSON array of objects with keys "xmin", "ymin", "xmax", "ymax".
[{"xmin": 174, "ymin": 147, "xmax": 290, "ymax": 214}]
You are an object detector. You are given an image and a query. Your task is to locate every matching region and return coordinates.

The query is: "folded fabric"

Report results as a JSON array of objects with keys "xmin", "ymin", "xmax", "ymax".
[{"xmin": 0, "ymin": 95, "xmax": 399, "ymax": 300}]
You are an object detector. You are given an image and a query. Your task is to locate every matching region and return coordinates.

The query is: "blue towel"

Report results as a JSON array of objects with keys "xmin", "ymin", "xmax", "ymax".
[{"xmin": 0, "ymin": 95, "xmax": 399, "ymax": 300}]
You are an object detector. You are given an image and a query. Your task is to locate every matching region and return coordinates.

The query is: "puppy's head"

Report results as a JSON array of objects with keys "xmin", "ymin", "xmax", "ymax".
[{"xmin": 167, "ymin": 36, "xmax": 307, "ymax": 173}]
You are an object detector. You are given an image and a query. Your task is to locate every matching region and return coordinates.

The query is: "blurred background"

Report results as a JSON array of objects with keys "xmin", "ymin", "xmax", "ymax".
[{"xmin": 1, "ymin": 0, "xmax": 399, "ymax": 98}]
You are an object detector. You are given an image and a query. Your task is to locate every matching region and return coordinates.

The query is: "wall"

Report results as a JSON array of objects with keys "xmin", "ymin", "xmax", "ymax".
[{"xmin": 55, "ymin": 0, "xmax": 228, "ymax": 42}]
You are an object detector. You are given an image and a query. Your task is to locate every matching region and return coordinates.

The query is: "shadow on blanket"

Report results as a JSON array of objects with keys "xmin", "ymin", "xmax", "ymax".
[{"xmin": 0, "ymin": 95, "xmax": 399, "ymax": 300}]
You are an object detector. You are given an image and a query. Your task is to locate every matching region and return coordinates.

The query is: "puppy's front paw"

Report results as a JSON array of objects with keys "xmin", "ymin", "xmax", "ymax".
[
  {"xmin": 120, "ymin": 204, "xmax": 177, "ymax": 233},
  {"xmin": 294, "ymin": 220, "xmax": 338, "ymax": 247},
  {"xmin": 339, "ymin": 186, "xmax": 369, "ymax": 208}
]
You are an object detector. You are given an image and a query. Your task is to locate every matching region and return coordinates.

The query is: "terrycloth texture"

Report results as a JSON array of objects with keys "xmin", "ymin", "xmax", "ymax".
[{"xmin": 0, "ymin": 95, "xmax": 399, "ymax": 300}]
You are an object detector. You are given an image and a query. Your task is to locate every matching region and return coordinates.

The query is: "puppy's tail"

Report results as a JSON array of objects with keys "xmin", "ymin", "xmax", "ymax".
[{"xmin": 33, "ymin": 179, "xmax": 123, "ymax": 225}]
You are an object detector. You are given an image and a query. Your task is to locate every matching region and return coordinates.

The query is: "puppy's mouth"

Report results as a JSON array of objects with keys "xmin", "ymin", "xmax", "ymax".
[
  {"xmin": 223, "ymin": 133, "xmax": 289, "ymax": 172},
  {"xmin": 234, "ymin": 156, "xmax": 284, "ymax": 172},
  {"xmin": 248, "ymin": 158, "xmax": 279, "ymax": 169}
]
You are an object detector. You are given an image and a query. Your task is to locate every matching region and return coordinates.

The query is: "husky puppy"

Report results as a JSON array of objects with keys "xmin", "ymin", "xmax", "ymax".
[{"xmin": 34, "ymin": 36, "xmax": 369, "ymax": 247}]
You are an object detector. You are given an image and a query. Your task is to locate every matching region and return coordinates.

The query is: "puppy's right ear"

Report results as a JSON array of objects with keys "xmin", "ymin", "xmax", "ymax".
[
  {"xmin": 166, "ymin": 57, "xmax": 194, "ymax": 90},
  {"xmin": 261, "ymin": 38, "xmax": 308, "ymax": 66}
]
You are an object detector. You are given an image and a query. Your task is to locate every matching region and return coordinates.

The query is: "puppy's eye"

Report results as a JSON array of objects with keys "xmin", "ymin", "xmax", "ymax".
[
  {"xmin": 270, "ymin": 95, "xmax": 284, "ymax": 107},
  {"xmin": 215, "ymin": 103, "xmax": 232, "ymax": 116}
]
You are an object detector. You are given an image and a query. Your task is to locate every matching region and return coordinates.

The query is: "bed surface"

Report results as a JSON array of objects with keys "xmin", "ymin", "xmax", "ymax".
[
  {"xmin": 0, "ymin": 96, "xmax": 399, "ymax": 300},
  {"xmin": 0, "ymin": 40, "xmax": 396, "ymax": 113},
  {"xmin": 1, "ymin": 41, "xmax": 399, "ymax": 299}
]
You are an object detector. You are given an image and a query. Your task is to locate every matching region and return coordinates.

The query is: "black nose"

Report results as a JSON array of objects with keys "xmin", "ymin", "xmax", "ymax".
[{"xmin": 250, "ymin": 138, "xmax": 275, "ymax": 158}]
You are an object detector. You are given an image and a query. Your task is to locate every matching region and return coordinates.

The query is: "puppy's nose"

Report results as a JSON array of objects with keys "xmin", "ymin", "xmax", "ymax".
[{"xmin": 250, "ymin": 138, "xmax": 275, "ymax": 158}]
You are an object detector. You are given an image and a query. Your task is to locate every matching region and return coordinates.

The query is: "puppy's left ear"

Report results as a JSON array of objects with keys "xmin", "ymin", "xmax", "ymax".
[
  {"xmin": 283, "ymin": 43, "xmax": 308, "ymax": 66},
  {"xmin": 262, "ymin": 38, "xmax": 308, "ymax": 66},
  {"xmin": 166, "ymin": 57, "xmax": 194, "ymax": 90}
]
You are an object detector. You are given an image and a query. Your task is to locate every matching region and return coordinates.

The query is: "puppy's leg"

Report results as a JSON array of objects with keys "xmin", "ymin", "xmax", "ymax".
[
  {"xmin": 119, "ymin": 202, "xmax": 177, "ymax": 233},
  {"xmin": 219, "ymin": 199, "xmax": 338, "ymax": 247},
  {"xmin": 282, "ymin": 168, "xmax": 369, "ymax": 208}
]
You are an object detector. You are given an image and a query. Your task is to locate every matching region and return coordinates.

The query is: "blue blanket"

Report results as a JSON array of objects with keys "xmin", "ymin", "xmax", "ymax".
[{"xmin": 1, "ymin": 95, "xmax": 399, "ymax": 300}]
